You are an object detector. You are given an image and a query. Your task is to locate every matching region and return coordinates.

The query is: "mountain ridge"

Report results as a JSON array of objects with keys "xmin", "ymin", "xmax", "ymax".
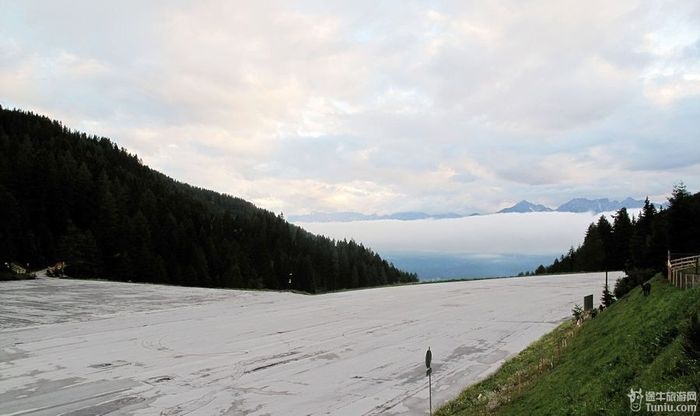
[
  {"xmin": 289, "ymin": 211, "xmax": 467, "ymax": 223},
  {"xmin": 290, "ymin": 197, "xmax": 653, "ymax": 223},
  {"xmin": 497, "ymin": 200, "xmax": 553, "ymax": 213}
]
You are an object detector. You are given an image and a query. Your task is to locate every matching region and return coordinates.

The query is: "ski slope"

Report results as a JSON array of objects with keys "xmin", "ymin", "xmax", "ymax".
[{"xmin": 0, "ymin": 272, "xmax": 619, "ymax": 415}]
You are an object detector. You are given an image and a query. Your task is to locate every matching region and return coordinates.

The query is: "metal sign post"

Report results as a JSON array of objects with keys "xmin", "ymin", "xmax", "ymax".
[{"xmin": 425, "ymin": 347, "xmax": 432, "ymax": 415}]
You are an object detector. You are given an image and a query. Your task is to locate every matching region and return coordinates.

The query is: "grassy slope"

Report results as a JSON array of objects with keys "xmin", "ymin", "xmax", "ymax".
[{"xmin": 437, "ymin": 276, "xmax": 700, "ymax": 415}]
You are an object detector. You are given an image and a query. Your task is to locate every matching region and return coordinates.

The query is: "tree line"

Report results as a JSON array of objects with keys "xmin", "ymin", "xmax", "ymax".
[
  {"xmin": 0, "ymin": 106, "xmax": 417, "ymax": 292},
  {"xmin": 530, "ymin": 184, "xmax": 700, "ymax": 294}
]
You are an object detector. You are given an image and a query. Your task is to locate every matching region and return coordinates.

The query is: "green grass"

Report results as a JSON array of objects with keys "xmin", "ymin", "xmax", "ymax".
[{"xmin": 436, "ymin": 275, "xmax": 700, "ymax": 416}]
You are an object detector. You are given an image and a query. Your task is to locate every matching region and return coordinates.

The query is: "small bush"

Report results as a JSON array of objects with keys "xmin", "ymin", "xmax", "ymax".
[
  {"xmin": 601, "ymin": 283, "xmax": 615, "ymax": 307},
  {"xmin": 572, "ymin": 304, "xmax": 583, "ymax": 322}
]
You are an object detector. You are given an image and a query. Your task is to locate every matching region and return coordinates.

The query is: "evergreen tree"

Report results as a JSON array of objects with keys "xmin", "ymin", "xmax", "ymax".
[
  {"xmin": 601, "ymin": 283, "xmax": 615, "ymax": 307},
  {"xmin": 58, "ymin": 224, "xmax": 101, "ymax": 278},
  {"xmin": 575, "ymin": 223, "xmax": 604, "ymax": 271},
  {"xmin": 0, "ymin": 107, "xmax": 417, "ymax": 291},
  {"xmin": 627, "ymin": 197, "xmax": 657, "ymax": 269},
  {"xmin": 611, "ymin": 208, "xmax": 633, "ymax": 270},
  {"xmin": 668, "ymin": 183, "xmax": 700, "ymax": 255},
  {"xmin": 596, "ymin": 215, "xmax": 613, "ymax": 270},
  {"xmin": 535, "ymin": 187, "xmax": 700, "ymax": 279}
]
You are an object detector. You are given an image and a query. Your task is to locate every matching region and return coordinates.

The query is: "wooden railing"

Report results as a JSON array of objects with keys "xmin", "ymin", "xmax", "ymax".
[{"xmin": 667, "ymin": 254, "xmax": 700, "ymax": 289}]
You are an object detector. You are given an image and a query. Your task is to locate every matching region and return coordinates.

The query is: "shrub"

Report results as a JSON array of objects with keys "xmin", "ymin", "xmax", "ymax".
[
  {"xmin": 602, "ymin": 283, "xmax": 615, "ymax": 307},
  {"xmin": 572, "ymin": 304, "xmax": 583, "ymax": 322}
]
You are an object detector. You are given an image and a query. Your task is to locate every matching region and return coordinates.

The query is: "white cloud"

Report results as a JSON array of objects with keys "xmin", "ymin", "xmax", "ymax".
[
  {"xmin": 1, "ymin": 0, "xmax": 699, "ymax": 215},
  {"xmin": 296, "ymin": 211, "xmax": 611, "ymax": 255}
]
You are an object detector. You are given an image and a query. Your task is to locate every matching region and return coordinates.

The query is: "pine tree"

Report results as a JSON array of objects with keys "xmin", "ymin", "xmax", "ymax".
[
  {"xmin": 596, "ymin": 215, "xmax": 614, "ymax": 270},
  {"xmin": 611, "ymin": 208, "xmax": 633, "ymax": 270},
  {"xmin": 601, "ymin": 283, "xmax": 615, "ymax": 307}
]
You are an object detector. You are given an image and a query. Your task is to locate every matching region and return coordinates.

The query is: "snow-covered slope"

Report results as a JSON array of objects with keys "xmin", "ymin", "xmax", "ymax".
[{"xmin": 0, "ymin": 272, "xmax": 619, "ymax": 415}]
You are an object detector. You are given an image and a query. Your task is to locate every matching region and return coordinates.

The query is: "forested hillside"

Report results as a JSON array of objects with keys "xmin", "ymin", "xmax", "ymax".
[
  {"xmin": 0, "ymin": 106, "xmax": 417, "ymax": 292},
  {"xmin": 534, "ymin": 185, "xmax": 700, "ymax": 275}
]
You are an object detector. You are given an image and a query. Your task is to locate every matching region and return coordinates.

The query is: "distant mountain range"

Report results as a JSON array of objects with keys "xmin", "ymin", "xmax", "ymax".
[
  {"xmin": 554, "ymin": 197, "xmax": 646, "ymax": 213},
  {"xmin": 289, "ymin": 197, "xmax": 652, "ymax": 223},
  {"xmin": 497, "ymin": 200, "xmax": 553, "ymax": 213},
  {"xmin": 499, "ymin": 197, "xmax": 648, "ymax": 214},
  {"xmin": 289, "ymin": 211, "xmax": 469, "ymax": 223}
]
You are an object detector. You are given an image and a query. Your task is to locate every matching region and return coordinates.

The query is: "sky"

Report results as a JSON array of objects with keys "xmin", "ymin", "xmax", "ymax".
[{"xmin": 1, "ymin": 0, "xmax": 699, "ymax": 215}]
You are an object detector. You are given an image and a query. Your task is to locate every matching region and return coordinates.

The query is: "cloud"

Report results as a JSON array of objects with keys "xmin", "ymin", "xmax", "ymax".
[
  {"xmin": 1, "ymin": 0, "xmax": 699, "ymax": 215},
  {"xmin": 296, "ymin": 211, "xmax": 614, "ymax": 256}
]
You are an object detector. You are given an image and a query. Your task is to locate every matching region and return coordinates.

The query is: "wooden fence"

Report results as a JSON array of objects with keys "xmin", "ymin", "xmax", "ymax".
[{"xmin": 667, "ymin": 254, "xmax": 700, "ymax": 289}]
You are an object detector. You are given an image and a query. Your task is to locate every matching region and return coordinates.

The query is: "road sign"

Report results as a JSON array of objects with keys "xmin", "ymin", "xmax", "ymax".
[{"xmin": 425, "ymin": 347, "xmax": 432, "ymax": 415}]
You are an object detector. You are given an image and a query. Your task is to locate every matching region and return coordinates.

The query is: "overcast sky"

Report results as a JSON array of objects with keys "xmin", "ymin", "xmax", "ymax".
[{"xmin": 1, "ymin": 1, "xmax": 699, "ymax": 215}]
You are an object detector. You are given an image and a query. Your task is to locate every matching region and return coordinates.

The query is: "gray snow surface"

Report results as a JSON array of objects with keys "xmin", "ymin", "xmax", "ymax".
[{"xmin": 0, "ymin": 271, "xmax": 619, "ymax": 415}]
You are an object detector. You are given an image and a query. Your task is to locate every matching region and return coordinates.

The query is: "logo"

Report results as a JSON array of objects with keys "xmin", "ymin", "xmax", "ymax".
[
  {"xmin": 628, "ymin": 388, "xmax": 643, "ymax": 412},
  {"xmin": 628, "ymin": 388, "xmax": 698, "ymax": 413}
]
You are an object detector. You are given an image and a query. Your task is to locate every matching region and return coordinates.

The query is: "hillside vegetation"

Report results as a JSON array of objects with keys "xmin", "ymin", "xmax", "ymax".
[
  {"xmin": 437, "ymin": 276, "xmax": 700, "ymax": 415},
  {"xmin": 0, "ymin": 107, "xmax": 417, "ymax": 291},
  {"xmin": 533, "ymin": 185, "xmax": 700, "ymax": 276}
]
